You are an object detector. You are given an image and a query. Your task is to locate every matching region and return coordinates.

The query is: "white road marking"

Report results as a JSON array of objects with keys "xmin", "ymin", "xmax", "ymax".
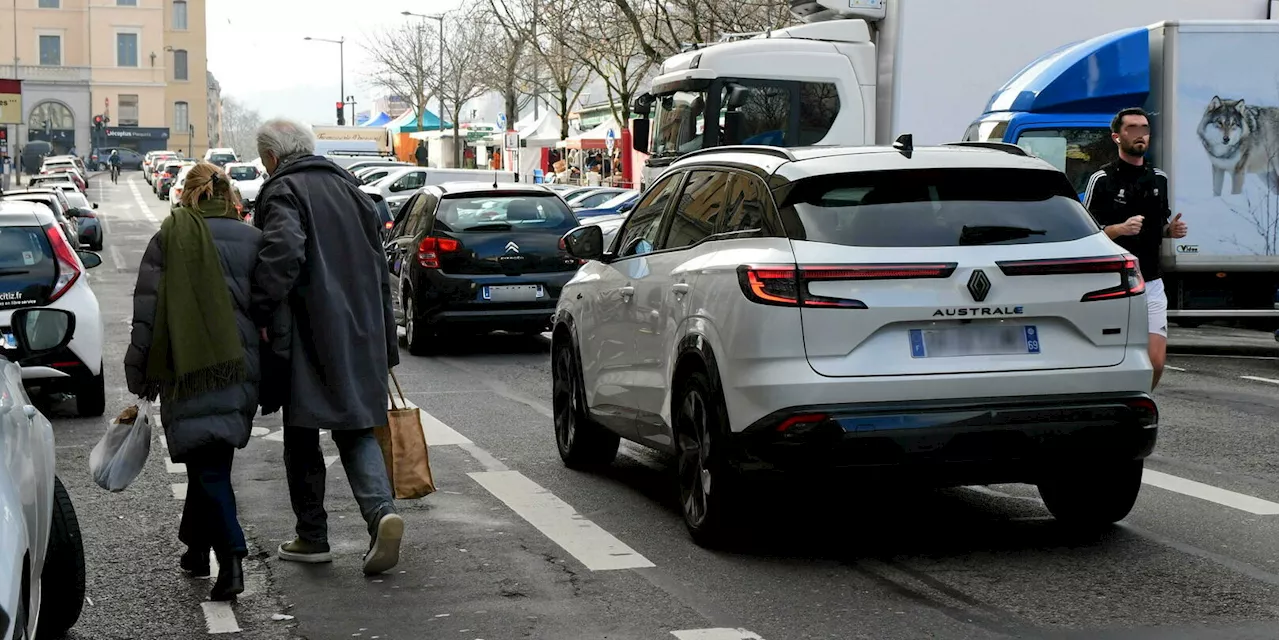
[
  {"xmin": 171, "ymin": 483, "xmax": 187, "ymax": 500},
  {"xmin": 1142, "ymin": 469, "xmax": 1279, "ymax": 516},
  {"xmin": 108, "ymin": 245, "xmax": 126, "ymax": 270},
  {"xmin": 325, "ymin": 455, "xmax": 339, "ymax": 468},
  {"xmin": 1239, "ymin": 375, "xmax": 1279, "ymax": 385},
  {"xmin": 128, "ymin": 180, "xmax": 160, "ymax": 224},
  {"xmin": 165, "ymin": 458, "xmax": 186, "ymax": 474},
  {"xmin": 201, "ymin": 601, "xmax": 241, "ymax": 634},
  {"xmin": 671, "ymin": 630, "xmax": 764, "ymax": 640},
  {"xmin": 1165, "ymin": 365, "xmax": 1186, "ymax": 372},
  {"xmin": 262, "ymin": 429, "xmax": 284, "ymax": 442},
  {"xmin": 250, "ymin": 426, "xmax": 270, "ymax": 437},
  {"xmin": 468, "ymin": 470, "xmax": 655, "ymax": 571},
  {"xmin": 394, "ymin": 399, "xmax": 473, "ymax": 445}
]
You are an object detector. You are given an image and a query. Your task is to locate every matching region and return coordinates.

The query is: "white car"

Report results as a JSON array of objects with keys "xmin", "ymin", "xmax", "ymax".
[
  {"xmin": 168, "ymin": 164, "xmax": 197, "ymax": 204},
  {"xmin": 0, "ymin": 200, "xmax": 106, "ymax": 417},
  {"xmin": 1, "ymin": 307, "xmax": 87, "ymax": 640},
  {"xmin": 204, "ymin": 147, "xmax": 239, "ymax": 167},
  {"xmin": 552, "ymin": 142, "xmax": 1157, "ymax": 546},
  {"xmin": 224, "ymin": 162, "xmax": 265, "ymax": 206}
]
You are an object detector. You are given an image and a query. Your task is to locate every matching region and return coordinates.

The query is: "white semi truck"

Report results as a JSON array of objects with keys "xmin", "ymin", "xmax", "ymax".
[{"xmin": 631, "ymin": 0, "xmax": 1276, "ymax": 189}]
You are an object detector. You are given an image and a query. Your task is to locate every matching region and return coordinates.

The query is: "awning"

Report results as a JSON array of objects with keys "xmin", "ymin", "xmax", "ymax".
[
  {"xmin": 361, "ymin": 112, "xmax": 393, "ymax": 127},
  {"xmin": 386, "ymin": 108, "xmax": 453, "ymax": 133},
  {"xmin": 562, "ymin": 116, "xmax": 619, "ymax": 150}
]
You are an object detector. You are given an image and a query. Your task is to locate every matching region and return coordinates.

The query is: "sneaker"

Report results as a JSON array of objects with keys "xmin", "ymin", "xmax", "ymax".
[
  {"xmin": 277, "ymin": 538, "xmax": 333, "ymax": 564},
  {"xmin": 362, "ymin": 513, "xmax": 404, "ymax": 576}
]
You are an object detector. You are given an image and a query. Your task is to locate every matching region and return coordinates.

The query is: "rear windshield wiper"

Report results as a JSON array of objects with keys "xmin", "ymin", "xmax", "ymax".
[
  {"xmin": 959, "ymin": 225, "xmax": 1047, "ymax": 245},
  {"xmin": 461, "ymin": 223, "xmax": 513, "ymax": 232}
]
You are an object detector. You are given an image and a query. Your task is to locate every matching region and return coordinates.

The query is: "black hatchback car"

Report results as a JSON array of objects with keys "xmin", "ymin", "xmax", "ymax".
[{"xmin": 385, "ymin": 183, "xmax": 582, "ymax": 354}]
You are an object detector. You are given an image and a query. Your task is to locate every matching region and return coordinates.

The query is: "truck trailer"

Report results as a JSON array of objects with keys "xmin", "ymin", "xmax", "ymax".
[{"xmin": 966, "ymin": 21, "xmax": 1279, "ymax": 321}]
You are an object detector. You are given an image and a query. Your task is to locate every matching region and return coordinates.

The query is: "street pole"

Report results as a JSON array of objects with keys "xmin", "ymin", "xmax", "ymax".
[{"xmin": 339, "ymin": 37, "xmax": 346, "ymax": 126}]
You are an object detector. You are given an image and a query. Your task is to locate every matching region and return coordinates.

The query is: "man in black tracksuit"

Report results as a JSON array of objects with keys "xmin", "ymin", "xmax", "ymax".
[{"xmin": 1083, "ymin": 107, "xmax": 1188, "ymax": 389}]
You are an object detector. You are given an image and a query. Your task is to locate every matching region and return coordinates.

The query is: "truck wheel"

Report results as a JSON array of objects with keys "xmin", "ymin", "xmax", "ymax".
[
  {"xmin": 552, "ymin": 340, "xmax": 618, "ymax": 469},
  {"xmin": 38, "ymin": 476, "xmax": 86, "ymax": 639},
  {"xmin": 76, "ymin": 369, "xmax": 106, "ymax": 418},
  {"xmin": 1038, "ymin": 460, "xmax": 1143, "ymax": 530}
]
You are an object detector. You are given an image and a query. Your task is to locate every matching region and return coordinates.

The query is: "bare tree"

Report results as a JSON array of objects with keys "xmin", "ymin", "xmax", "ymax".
[
  {"xmin": 437, "ymin": 8, "xmax": 496, "ymax": 167},
  {"xmin": 486, "ymin": 0, "xmax": 590, "ymax": 140},
  {"xmin": 475, "ymin": 3, "xmax": 537, "ymax": 129},
  {"xmin": 607, "ymin": 0, "xmax": 794, "ymax": 66},
  {"xmin": 363, "ymin": 22, "xmax": 436, "ymax": 134},
  {"xmin": 565, "ymin": 3, "xmax": 653, "ymax": 125},
  {"xmin": 219, "ymin": 96, "xmax": 263, "ymax": 160}
]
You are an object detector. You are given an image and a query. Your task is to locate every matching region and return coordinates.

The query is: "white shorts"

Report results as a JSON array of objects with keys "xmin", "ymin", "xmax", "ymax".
[{"xmin": 1146, "ymin": 278, "xmax": 1168, "ymax": 338}]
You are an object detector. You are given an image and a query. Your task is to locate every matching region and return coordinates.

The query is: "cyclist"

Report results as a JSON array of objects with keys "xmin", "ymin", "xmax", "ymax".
[{"xmin": 109, "ymin": 149, "xmax": 121, "ymax": 183}]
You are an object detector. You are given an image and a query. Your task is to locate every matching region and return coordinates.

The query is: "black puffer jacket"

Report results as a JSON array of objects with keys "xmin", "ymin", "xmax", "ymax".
[{"xmin": 124, "ymin": 217, "xmax": 263, "ymax": 463}]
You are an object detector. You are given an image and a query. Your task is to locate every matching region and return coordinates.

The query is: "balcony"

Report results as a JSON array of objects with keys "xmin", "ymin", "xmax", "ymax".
[{"xmin": 0, "ymin": 65, "xmax": 92, "ymax": 84}]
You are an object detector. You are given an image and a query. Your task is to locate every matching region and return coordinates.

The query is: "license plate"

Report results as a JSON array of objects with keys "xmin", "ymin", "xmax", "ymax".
[
  {"xmin": 482, "ymin": 284, "xmax": 545, "ymax": 302},
  {"xmin": 909, "ymin": 325, "xmax": 1041, "ymax": 358}
]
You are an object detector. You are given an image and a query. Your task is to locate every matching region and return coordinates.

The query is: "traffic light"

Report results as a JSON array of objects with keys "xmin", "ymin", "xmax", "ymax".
[
  {"xmin": 93, "ymin": 115, "xmax": 103, "ymax": 130},
  {"xmin": 336, "ymin": 101, "xmax": 345, "ymax": 126}
]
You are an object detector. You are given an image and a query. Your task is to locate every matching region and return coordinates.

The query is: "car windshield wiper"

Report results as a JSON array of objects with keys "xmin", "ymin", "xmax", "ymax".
[
  {"xmin": 461, "ymin": 222, "xmax": 513, "ymax": 232},
  {"xmin": 959, "ymin": 225, "xmax": 1047, "ymax": 245}
]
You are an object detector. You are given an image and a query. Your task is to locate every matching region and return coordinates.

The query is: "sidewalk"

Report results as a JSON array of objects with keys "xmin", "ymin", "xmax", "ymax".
[{"xmin": 1167, "ymin": 324, "xmax": 1278, "ymax": 357}]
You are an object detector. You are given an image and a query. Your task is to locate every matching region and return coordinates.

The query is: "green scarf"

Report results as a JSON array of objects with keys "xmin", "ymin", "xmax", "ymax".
[{"xmin": 145, "ymin": 198, "xmax": 246, "ymax": 400}]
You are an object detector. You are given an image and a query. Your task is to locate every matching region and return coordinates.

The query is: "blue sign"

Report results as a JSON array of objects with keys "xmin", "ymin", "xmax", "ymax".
[{"xmin": 497, "ymin": 114, "xmax": 507, "ymax": 130}]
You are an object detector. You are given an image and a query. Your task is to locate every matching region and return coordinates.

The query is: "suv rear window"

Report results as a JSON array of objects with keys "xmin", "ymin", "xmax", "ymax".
[
  {"xmin": 0, "ymin": 227, "xmax": 56, "ymax": 309},
  {"xmin": 782, "ymin": 168, "xmax": 1100, "ymax": 247},
  {"xmin": 228, "ymin": 166, "xmax": 258, "ymax": 180},
  {"xmin": 436, "ymin": 195, "xmax": 577, "ymax": 233},
  {"xmin": 210, "ymin": 154, "xmax": 237, "ymax": 165}
]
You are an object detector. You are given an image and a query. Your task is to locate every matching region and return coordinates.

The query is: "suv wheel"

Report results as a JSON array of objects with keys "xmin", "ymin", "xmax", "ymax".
[
  {"xmin": 1038, "ymin": 459, "xmax": 1144, "ymax": 529},
  {"xmin": 552, "ymin": 339, "xmax": 618, "ymax": 468},
  {"xmin": 675, "ymin": 370, "xmax": 740, "ymax": 548},
  {"xmin": 38, "ymin": 476, "xmax": 86, "ymax": 639},
  {"xmin": 76, "ymin": 368, "xmax": 106, "ymax": 418}
]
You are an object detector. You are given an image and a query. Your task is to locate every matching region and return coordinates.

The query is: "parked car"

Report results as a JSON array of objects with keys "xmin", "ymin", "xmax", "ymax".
[
  {"xmin": 573, "ymin": 191, "xmax": 639, "ymax": 219},
  {"xmin": 168, "ymin": 164, "xmax": 197, "ymax": 203},
  {"xmin": 60, "ymin": 189, "xmax": 103, "ymax": 251},
  {"xmin": 26, "ymin": 173, "xmax": 82, "ymax": 195},
  {"xmin": 1, "ymin": 188, "xmax": 81, "ymax": 251},
  {"xmin": 225, "ymin": 162, "xmax": 265, "ymax": 207},
  {"xmin": 155, "ymin": 161, "xmax": 193, "ymax": 199},
  {"xmin": 355, "ymin": 166, "xmax": 398, "ymax": 186},
  {"xmin": 0, "ymin": 307, "xmax": 88, "ymax": 640},
  {"xmin": 0, "ymin": 199, "xmax": 106, "ymax": 416},
  {"xmin": 345, "ymin": 159, "xmax": 412, "ymax": 176},
  {"xmin": 40, "ymin": 156, "xmax": 88, "ymax": 184},
  {"xmin": 552, "ymin": 143, "xmax": 1158, "ymax": 546},
  {"xmin": 565, "ymin": 187, "xmax": 630, "ymax": 210},
  {"xmin": 143, "ymin": 151, "xmax": 177, "ymax": 184},
  {"xmin": 95, "ymin": 147, "xmax": 145, "ymax": 171},
  {"xmin": 358, "ymin": 187, "xmax": 395, "ymax": 237},
  {"xmin": 385, "ymin": 182, "xmax": 582, "ymax": 354},
  {"xmin": 203, "ymin": 147, "xmax": 239, "ymax": 167}
]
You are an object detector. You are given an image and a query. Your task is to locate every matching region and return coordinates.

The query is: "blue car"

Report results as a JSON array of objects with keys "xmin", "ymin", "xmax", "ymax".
[{"xmin": 573, "ymin": 191, "xmax": 639, "ymax": 219}]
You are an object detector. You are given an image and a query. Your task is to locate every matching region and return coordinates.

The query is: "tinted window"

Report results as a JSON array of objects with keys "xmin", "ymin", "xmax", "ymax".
[
  {"xmin": 617, "ymin": 175, "xmax": 681, "ymax": 257},
  {"xmin": 400, "ymin": 195, "xmax": 430, "ymax": 237},
  {"xmin": 721, "ymin": 174, "xmax": 771, "ymax": 236},
  {"xmin": 663, "ymin": 171, "xmax": 728, "ymax": 250},
  {"xmin": 783, "ymin": 168, "xmax": 1099, "ymax": 247},
  {"xmin": 436, "ymin": 195, "xmax": 577, "ymax": 233},
  {"xmin": 735, "ymin": 83, "xmax": 791, "ymax": 146},
  {"xmin": 391, "ymin": 171, "xmax": 425, "ymax": 192},
  {"xmin": 0, "ymin": 226, "xmax": 56, "ymax": 309},
  {"xmin": 64, "ymin": 192, "xmax": 89, "ymax": 208},
  {"xmin": 209, "ymin": 153, "xmax": 236, "ymax": 166},
  {"xmin": 1015, "ymin": 128, "xmax": 1113, "ymax": 195},
  {"xmin": 227, "ymin": 166, "xmax": 258, "ymax": 180},
  {"xmin": 798, "ymin": 82, "xmax": 839, "ymax": 145}
]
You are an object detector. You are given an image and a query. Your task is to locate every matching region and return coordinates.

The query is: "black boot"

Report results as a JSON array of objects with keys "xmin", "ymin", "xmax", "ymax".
[
  {"xmin": 210, "ymin": 554, "xmax": 244, "ymax": 601},
  {"xmin": 180, "ymin": 548, "xmax": 211, "ymax": 578}
]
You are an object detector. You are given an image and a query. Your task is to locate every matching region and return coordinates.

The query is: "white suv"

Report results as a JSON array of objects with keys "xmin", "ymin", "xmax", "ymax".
[
  {"xmin": 552, "ymin": 142, "xmax": 1158, "ymax": 546},
  {"xmin": 0, "ymin": 201, "xmax": 106, "ymax": 417}
]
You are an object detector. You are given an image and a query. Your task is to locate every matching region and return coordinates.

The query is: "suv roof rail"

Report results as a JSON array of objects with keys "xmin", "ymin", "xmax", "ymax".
[
  {"xmin": 676, "ymin": 145, "xmax": 797, "ymax": 162},
  {"xmin": 943, "ymin": 141, "xmax": 1030, "ymax": 157}
]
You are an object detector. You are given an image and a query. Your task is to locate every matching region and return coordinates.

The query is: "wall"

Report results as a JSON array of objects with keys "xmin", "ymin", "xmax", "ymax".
[{"xmin": 163, "ymin": 0, "xmax": 209, "ymax": 156}]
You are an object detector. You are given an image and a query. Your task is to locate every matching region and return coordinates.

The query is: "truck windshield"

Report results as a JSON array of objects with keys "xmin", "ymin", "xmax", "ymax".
[
  {"xmin": 1013, "ymin": 128, "xmax": 1114, "ymax": 196},
  {"xmin": 651, "ymin": 91, "xmax": 709, "ymax": 157}
]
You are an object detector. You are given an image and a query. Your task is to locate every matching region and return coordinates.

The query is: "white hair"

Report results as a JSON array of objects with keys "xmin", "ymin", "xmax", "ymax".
[{"xmin": 256, "ymin": 118, "xmax": 315, "ymax": 160}]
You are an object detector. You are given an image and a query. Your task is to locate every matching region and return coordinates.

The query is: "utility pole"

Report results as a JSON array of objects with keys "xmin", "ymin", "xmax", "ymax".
[{"xmin": 304, "ymin": 36, "xmax": 346, "ymax": 125}]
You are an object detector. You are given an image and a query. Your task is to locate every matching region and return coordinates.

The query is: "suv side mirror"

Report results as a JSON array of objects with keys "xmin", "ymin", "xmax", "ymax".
[
  {"xmin": 77, "ymin": 250, "xmax": 103, "ymax": 269},
  {"xmin": 10, "ymin": 308, "xmax": 76, "ymax": 356},
  {"xmin": 562, "ymin": 225, "xmax": 604, "ymax": 262}
]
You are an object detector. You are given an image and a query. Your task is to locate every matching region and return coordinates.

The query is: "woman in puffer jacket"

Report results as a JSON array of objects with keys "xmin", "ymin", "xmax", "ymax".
[{"xmin": 124, "ymin": 161, "xmax": 261, "ymax": 601}]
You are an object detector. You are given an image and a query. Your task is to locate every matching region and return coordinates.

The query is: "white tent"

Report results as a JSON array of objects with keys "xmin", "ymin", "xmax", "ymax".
[
  {"xmin": 511, "ymin": 113, "xmax": 580, "ymax": 181},
  {"xmin": 561, "ymin": 116, "xmax": 620, "ymax": 149}
]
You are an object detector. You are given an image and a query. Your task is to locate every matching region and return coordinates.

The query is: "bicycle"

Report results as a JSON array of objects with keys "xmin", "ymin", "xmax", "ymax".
[{"xmin": 110, "ymin": 163, "xmax": 120, "ymax": 184}]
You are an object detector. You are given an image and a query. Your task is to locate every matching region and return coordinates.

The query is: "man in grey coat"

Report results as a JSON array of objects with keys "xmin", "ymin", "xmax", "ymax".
[{"xmin": 251, "ymin": 119, "xmax": 404, "ymax": 575}]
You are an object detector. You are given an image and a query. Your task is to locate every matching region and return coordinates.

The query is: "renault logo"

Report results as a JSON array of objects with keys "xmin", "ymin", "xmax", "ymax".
[
  {"xmin": 505, "ymin": 241, "xmax": 520, "ymax": 254},
  {"xmin": 967, "ymin": 269, "xmax": 991, "ymax": 302}
]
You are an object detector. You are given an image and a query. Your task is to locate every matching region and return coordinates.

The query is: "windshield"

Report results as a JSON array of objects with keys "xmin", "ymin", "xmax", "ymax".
[
  {"xmin": 436, "ymin": 195, "xmax": 578, "ymax": 233},
  {"xmin": 228, "ymin": 166, "xmax": 259, "ymax": 180},
  {"xmin": 652, "ymin": 90, "xmax": 709, "ymax": 156}
]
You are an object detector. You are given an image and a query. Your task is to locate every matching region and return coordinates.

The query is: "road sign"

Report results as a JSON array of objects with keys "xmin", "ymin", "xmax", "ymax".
[
  {"xmin": 497, "ymin": 113, "xmax": 507, "ymax": 130},
  {"xmin": 0, "ymin": 79, "xmax": 21, "ymax": 125},
  {"xmin": 504, "ymin": 132, "xmax": 520, "ymax": 150},
  {"xmin": 605, "ymin": 128, "xmax": 616, "ymax": 152}
]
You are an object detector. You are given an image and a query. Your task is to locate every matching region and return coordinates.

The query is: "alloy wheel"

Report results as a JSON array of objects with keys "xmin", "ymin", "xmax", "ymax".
[
  {"xmin": 678, "ymin": 389, "xmax": 712, "ymax": 528},
  {"xmin": 404, "ymin": 297, "xmax": 415, "ymax": 348},
  {"xmin": 552, "ymin": 344, "xmax": 577, "ymax": 453}
]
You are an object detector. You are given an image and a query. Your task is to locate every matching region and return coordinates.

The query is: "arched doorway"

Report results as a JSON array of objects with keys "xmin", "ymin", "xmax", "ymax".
[{"xmin": 28, "ymin": 100, "xmax": 76, "ymax": 155}]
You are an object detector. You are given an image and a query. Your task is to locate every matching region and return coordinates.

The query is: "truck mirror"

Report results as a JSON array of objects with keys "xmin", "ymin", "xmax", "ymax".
[
  {"xmin": 632, "ymin": 119, "xmax": 650, "ymax": 154},
  {"xmin": 726, "ymin": 84, "xmax": 752, "ymax": 109},
  {"xmin": 723, "ymin": 112, "xmax": 745, "ymax": 146}
]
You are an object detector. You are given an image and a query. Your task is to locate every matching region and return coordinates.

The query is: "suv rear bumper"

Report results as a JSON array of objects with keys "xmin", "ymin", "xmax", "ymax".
[{"xmin": 729, "ymin": 392, "xmax": 1158, "ymax": 485}]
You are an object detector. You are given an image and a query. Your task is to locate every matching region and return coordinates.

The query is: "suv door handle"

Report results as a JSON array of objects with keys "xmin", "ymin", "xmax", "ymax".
[
  {"xmin": 619, "ymin": 286, "xmax": 635, "ymax": 300},
  {"xmin": 671, "ymin": 283, "xmax": 690, "ymax": 295}
]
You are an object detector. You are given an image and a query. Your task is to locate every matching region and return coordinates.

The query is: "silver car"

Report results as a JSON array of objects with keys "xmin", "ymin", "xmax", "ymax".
[{"xmin": 1, "ymin": 307, "xmax": 88, "ymax": 639}]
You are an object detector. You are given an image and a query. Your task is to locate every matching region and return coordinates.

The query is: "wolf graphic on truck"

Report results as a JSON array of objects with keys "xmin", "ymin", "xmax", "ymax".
[{"xmin": 1196, "ymin": 96, "xmax": 1280, "ymax": 196}]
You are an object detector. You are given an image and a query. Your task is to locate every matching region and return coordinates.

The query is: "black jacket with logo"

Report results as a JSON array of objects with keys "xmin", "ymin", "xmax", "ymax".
[{"xmin": 1082, "ymin": 160, "xmax": 1171, "ymax": 282}]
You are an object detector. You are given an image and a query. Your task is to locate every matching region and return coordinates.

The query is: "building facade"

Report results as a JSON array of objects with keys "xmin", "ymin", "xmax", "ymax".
[
  {"xmin": 206, "ymin": 69, "xmax": 220, "ymax": 147},
  {"xmin": 0, "ymin": 0, "xmax": 209, "ymax": 158}
]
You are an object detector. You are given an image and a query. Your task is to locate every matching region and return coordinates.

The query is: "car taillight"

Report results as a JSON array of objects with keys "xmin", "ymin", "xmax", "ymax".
[
  {"xmin": 45, "ymin": 224, "xmax": 82, "ymax": 302},
  {"xmin": 996, "ymin": 254, "xmax": 1145, "ymax": 302},
  {"xmin": 384, "ymin": 221, "xmax": 393, "ymax": 230},
  {"xmin": 1124, "ymin": 396, "xmax": 1158, "ymax": 426},
  {"xmin": 736, "ymin": 263, "xmax": 956, "ymax": 308},
  {"xmin": 417, "ymin": 236, "xmax": 460, "ymax": 268}
]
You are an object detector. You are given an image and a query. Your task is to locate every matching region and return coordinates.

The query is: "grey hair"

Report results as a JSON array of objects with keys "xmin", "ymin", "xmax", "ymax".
[{"xmin": 256, "ymin": 118, "xmax": 315, "ymax": 160}]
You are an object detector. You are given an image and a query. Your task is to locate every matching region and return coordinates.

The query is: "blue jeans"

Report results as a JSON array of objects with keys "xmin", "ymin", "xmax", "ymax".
[
  {"xmin": 283, "ymin": 427, "xmax": 396, "ymax": 544},
  {"xmin": 179, "ymin": 445, "xmax": 247, "ymax": 558}
]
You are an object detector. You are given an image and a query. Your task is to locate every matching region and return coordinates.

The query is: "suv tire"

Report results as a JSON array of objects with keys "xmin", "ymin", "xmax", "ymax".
[
  {"xmin": 38, "ymin": 476, "xmax": 86, "ymax": 639},
  {"xmin": 76, "ymin": 369, "xmax": 106, "ymax": 418},
  {"xmin": 552, "ymin": 339, "xmax": 618, "ymax": 468},
  {"xmin": 675, "ymin": 370, "xmax": 740, "ymax": 548},
  {"xmin": 1038, "ymin": 459, "xmax": 1143, "ymax": 529}
]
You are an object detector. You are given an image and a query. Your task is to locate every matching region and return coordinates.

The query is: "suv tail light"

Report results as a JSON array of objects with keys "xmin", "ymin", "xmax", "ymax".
[
  {"xmin": 45, "ymin": 224, "xmax": 82, "ymax": 302},
  {"xmin": 996, "ymin": 254, "xmax": 1145, "ymax": 301},
  {"xmin": 417, "ymin": 236, "xmax": 460, "ymax": 269},
  {"xmin": 736, "ymin": 263, "xmax": 956, "ymax": 308}
]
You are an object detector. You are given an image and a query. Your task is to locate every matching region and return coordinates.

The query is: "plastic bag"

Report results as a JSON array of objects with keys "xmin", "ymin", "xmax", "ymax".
[{"xmin": 89, "ymin": 400, "xmax": 153, "ymax": 492}]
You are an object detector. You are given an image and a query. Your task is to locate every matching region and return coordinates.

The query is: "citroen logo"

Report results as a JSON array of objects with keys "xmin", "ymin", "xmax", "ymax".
[
  {"xmin": 505, "ymin": 241, "xmax": 520, "ymax": 254},
  {"xmin": 967, "ymin": 269, "xmax": 991, "ymax": 302}
]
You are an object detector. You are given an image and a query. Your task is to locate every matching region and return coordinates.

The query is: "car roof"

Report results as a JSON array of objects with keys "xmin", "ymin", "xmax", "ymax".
[
  {"xmin": 432, "ymin": 182, "xmax": 554, "ymax": 196},
  {"xmin": 669, "ymin": 143, "xmax": 1058, "ymax": 181},
  {"xmin": 0, "ymin": 200, "xmax": 55, "ymax": 225}
]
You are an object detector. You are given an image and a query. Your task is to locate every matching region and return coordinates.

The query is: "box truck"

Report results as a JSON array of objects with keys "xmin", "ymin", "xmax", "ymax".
[
  {"xmin": 630, "ymin": 0, "xmax": 1275, "ymax": 189},
  {"xmin": 966, "ymin": 21, "xmax": 1279, "ymax": 321}
]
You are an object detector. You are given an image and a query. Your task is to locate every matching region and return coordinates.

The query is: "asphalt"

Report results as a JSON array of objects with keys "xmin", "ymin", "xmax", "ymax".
[{"xmin": 36, "ymin": 172, "xmax": 1279, "ymax": 640}]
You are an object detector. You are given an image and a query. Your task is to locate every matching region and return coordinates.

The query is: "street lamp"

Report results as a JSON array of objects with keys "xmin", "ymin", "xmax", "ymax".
[
  {"xmin": 304, "ymin": 36, "xmax": 347, "ymax": 125},
  {"xmin": 188, "ymin": 123, "xmax": 194, "ymax": 158},
  {"xmin": 402, "ymin": 11, "xmax": 445, "ymax": 139}
]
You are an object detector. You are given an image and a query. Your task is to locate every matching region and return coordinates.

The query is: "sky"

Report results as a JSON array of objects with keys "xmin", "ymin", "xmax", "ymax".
[{"xmin": 206, "ymin": 0, "xmax": 465, "ymax": 126}]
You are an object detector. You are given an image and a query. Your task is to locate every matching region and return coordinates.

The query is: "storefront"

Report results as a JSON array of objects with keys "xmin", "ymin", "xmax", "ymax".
[{"xmin": 101, "ymin": 126, "xmax": 171, "ymax": 154}]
